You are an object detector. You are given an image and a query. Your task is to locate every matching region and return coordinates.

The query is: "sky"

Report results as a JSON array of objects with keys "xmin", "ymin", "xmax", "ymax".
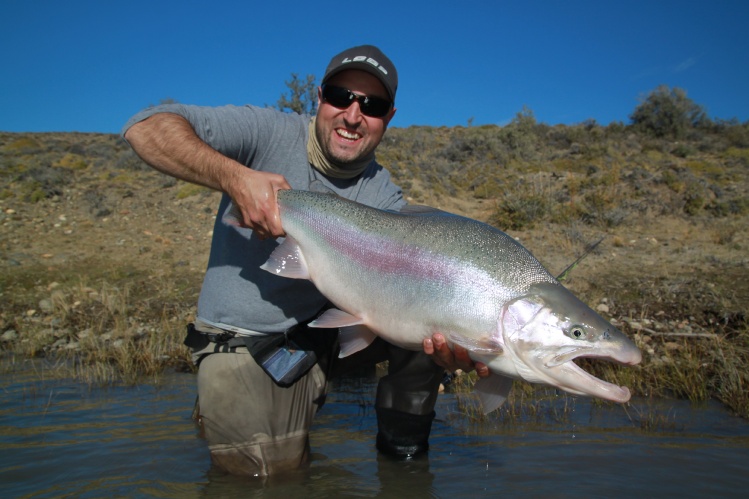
[{"xmin": 1, "ymin": 0, "xmax": 748, "ymax": 133}]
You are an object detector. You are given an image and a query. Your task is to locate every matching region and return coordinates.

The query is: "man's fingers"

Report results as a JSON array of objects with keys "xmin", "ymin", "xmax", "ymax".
[
  {"xmin": 424, "ymin": 333, "xmax": 491, "ymax": 379},
  {"xmin": 422, "ymin": 338, "xmax": 435, "ymax": 355}
]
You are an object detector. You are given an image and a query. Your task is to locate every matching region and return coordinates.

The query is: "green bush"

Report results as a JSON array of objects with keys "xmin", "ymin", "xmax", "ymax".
[{"xmin": 630, "ymin": 85, "xmax": 709, "ymax": 139}]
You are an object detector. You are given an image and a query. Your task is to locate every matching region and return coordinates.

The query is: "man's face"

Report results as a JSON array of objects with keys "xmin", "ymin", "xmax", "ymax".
[{"xmin": 316, "ymin": 69, "xmax": 396, "ymax": 165}]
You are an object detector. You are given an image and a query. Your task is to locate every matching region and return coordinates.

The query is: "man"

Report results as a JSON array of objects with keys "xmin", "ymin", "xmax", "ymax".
[{"xmin": 123, "ymin": 45, "xmax": 486, "ymax": 477}]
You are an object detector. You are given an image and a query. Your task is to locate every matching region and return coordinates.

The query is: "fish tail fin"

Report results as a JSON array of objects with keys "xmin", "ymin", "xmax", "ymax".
[
  {"xmin": 260, "ymin": 236, "xmax": 310, "ymax": 279},
  {"xmin": 222, "ymin": 202, "xmax": 243, "ymax": 227}
]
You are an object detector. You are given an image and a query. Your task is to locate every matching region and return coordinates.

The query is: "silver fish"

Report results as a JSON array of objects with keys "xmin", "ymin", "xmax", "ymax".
[{"xmin": 251, "ymin": 190, "xmax": 641, "ymax": 413}]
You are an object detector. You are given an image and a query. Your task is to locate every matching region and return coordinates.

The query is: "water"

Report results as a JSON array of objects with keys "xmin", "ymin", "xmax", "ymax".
[{"xmin": 2, "ymin": 361, "xmax": 748, "ymax": 498}]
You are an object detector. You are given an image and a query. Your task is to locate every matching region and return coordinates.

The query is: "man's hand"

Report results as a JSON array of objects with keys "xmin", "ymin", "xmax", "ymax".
[
  {"xmin": 227, "ymin": 169, "xmax": 290, "ymax": 239},
  {"xmin": 423, "ymin": 333, "xmax": 490, "ymax": 378},
  {"xmin": 125, "ymin": 113, "xmax": 291, "ymax": 240}
]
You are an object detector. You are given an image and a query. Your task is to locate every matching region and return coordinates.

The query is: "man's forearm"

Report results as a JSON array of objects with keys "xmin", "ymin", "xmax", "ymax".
[
  {"xmin": 124, "ymin": 112, "xmax": 243, "ymax": 193},
  {"xmin": 124, "ymin": 112, "xmax": 291, "ymax": 238}
]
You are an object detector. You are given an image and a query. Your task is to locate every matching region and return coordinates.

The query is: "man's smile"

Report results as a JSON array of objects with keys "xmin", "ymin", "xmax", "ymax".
[{"xmin": 335, "ymin": 128, "xmax": 362, "ymax": 141}]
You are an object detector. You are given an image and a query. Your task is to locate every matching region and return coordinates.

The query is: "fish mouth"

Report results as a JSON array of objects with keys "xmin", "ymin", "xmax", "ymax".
[{"xmin": 543, "ymin": 345, "xmax": 642, "ymax": 403}]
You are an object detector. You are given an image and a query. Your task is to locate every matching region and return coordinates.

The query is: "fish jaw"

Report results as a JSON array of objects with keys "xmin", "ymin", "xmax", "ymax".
[{"xmin": 500, "ymin": 283, "xmax": 642, "ymax": 403}]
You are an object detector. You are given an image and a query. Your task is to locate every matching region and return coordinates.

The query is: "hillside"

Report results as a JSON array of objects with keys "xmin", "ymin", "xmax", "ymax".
[{"xmin": 1, "ymin": 121, "xmax": 748, "ymax": 415}]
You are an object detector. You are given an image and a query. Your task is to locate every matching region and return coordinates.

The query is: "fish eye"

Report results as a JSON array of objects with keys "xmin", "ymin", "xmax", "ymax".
[{"xmin": 568, "ymin": 325, "xmax": 586, "ymax": 340}]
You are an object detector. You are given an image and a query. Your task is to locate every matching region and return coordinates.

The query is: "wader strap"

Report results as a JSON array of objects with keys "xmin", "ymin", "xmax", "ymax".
[{"xmin": 184, "ymin": 323, "xmax": 248, "ymax": 366}]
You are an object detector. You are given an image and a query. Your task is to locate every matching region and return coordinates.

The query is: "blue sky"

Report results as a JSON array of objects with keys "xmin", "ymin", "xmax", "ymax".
[{"xmin": 1, "ymin": 0, "xmax": 747, "ymax": 133}]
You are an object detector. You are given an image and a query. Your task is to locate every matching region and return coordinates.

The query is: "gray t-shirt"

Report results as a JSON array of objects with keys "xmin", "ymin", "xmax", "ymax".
[{"xmin": 122, "ymin": 104, "xmax": 405, "ymax": 333}]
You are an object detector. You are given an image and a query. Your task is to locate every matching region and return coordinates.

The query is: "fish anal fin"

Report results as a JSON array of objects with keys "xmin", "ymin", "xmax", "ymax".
[{"xmin": 337, "ymin": 325, "xmax": 378, "ymax": 358}]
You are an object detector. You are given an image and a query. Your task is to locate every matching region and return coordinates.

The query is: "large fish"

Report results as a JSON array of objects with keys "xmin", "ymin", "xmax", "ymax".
[{"xmin": 245, "ymin": 190, "xmax": 641, "ymax": 413}]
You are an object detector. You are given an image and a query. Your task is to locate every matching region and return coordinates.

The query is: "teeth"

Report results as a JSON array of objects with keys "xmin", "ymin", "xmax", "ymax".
[{"xmin": 336, "ymin": 129, "xmax": 360, "ymax": 140}]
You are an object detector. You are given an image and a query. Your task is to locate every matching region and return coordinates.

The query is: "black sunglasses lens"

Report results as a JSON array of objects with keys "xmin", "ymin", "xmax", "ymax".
[
  {"xmin": 322, "ymin": 85, "xmax": 390, "ymax": 118},
  {"xmin": 361, "ymin": 96, "xmax": 391, "ymax": 118},
  {"xmin": 321, "ymin": 85, "xmax": 351, "ymax": 107}
]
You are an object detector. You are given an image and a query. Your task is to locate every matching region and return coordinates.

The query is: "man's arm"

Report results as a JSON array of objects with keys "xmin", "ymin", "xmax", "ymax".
[{"xmin": 124, "ymin": 112, "xmax": 289, "ymax": 239}]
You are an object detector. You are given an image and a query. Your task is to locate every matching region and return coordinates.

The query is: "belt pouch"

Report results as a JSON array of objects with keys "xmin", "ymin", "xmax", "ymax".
[{"xmin": 242, "ymin": 333, "xmax": 318, "ymax": 388}]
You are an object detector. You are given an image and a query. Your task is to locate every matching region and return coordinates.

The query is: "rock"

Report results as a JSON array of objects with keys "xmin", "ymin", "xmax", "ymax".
[
  {"xmin": 596, "ymin": 303, "xmax": 610, "ymax": 313},
  {"xmin": 39, "ymin": 298, "xmax": 54, "ymax": 313},
  {"xmin": 1, "ymin": 330, "xmax": 18, "ymax": 342}
]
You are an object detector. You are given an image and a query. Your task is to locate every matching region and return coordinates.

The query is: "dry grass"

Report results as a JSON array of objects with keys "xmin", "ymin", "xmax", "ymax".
[{"xmin": 0, "ymin": 261, "xmax": 196, "ymax": 385}]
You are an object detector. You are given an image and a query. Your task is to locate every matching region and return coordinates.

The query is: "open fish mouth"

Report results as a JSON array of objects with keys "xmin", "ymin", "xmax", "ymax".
[{"xmin": 544, "ymin": 346, "xmax": 642, "ymax": 403}]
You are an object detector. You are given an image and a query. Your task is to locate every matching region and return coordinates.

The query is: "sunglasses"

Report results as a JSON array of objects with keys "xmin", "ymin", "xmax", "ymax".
[{"xmin": 321, "ymin": 84, "xmax": 392, "ymax": 118}]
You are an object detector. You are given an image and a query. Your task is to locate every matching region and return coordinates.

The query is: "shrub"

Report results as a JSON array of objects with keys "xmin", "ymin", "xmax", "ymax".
[{"xmin": 630, "ymin": 85, "xmax": 709, "ymax": 139}]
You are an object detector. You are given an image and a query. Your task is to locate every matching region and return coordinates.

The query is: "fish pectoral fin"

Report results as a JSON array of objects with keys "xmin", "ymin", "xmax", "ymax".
[
  {"xmin": 447, "ymin": 333, "xmax": 503, "ymax": 354},
  {"xmin": 259, "ymin": 236, "xmax": 310, "ymax": 279},
  {"xmin": 308, "ymin": 308, "xmax": 364, "ymax": 328},
  {"xmin": 474, "ymin": 374, "xmax": 514, "ymax": 414},
  {"xmin": 337, "ymin": 325, "xmax": 378, "ymax": 358}
]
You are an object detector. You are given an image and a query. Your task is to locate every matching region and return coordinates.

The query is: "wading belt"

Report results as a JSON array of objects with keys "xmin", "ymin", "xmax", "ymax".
[
  {"xmin": 184, "ymin": 320, "xmax": 338, "ymax": 388},
  {"xmin": 183, "ymin": 322, "xmax": 247, "ymax": 355}
]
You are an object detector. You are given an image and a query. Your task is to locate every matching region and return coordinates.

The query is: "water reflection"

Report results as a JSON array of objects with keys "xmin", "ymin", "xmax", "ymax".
[{"xmin": 1, "ymin": 359, "xmax": 748, "ymax": 498}]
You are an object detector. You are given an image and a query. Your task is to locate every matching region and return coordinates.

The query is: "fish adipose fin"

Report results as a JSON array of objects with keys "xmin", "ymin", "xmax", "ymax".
[
  {"xmin": 260, "ymin": 236, "xmax": 310, "ymax": 279},
  {"xmin": 474, "ymin": 374, "xmax": 514, "ymax": 414}
]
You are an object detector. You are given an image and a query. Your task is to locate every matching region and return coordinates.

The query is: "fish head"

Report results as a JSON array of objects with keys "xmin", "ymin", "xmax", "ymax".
[{"xmin": 500, "ymin": 282, "xmax": 641, "ymax": 403}]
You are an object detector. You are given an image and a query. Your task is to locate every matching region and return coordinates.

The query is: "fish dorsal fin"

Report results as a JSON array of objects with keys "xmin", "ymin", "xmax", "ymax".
[
  {"xmin": 474, "ymin": 374, "xmax": 514, "ymax": 414},
  {"xmin": 259, "ymin": 236, "xmax": 310, "ymax": 279},
  {"xmin": 337, "ymin": 325, "xmax": 378, "ymax": 358},
  {"xmin": 308, "ymin": 308, "xmax": 364, "ymax": 328}
]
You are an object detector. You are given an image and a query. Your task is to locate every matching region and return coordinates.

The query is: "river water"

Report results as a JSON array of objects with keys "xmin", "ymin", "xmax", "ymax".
[{"xmin": 2, "ymin": 360, "xmax": 748, "ymax": 498}]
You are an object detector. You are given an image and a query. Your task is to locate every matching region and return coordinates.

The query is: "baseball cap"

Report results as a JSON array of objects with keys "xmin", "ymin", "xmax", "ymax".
[{"xmin": 322, "ymin": 45, "xmax": 398, "ymax": 102}]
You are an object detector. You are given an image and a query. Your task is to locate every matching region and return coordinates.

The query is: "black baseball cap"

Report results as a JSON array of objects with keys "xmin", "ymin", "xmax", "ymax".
[{"xmin": 322, "ymin": 45, "xmax": 398, "ymax": 102}]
